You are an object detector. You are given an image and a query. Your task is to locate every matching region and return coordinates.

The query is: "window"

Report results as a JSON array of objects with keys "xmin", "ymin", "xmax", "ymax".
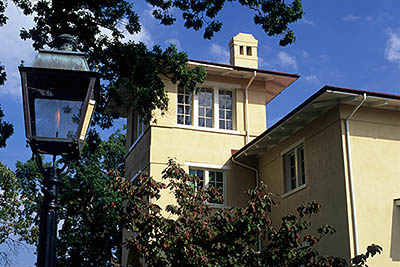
[
  {"xmin": 283, "ymin": 144, "xmax": 305, "ymax": 192},
  {"xmin": 246, "ymin": 46, "xmax": 252, "ymax": 56},
  {"xmin": 198, "ymin": 88, "xmax": 213, "ymax": 128},
  {"xmin": 218, "ymin": 90, "xmax": 233, "ymax": 130},
  {"xmin": 177, "ymin": 86, "xmax": 193, "ymax": 125},
  {"xmin": 130, "ymin": 112, "xmax": 146, "ymax": 145},
  {"xmin": 177, "ymin": 86, "xmax": 234, "ymax": 130},
  {"xmin": 137, "ymin": 117, "xmax": 144, "ymax": 138},
  {"xmin": 189, "ymin": 168, "xmax": 225, "ymax": 205},
  {"xmin": 240, "ymin": 46, "xmax": 244, "ymax": 55}
]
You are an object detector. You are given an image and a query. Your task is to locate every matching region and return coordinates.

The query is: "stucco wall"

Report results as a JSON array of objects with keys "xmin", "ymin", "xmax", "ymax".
[
  {"xmin": 257, "ymin": 106, "xmax": 351, "ymax": 260},
  {"xmin": 342, "ymin": 105, "xmax": 400, "ymax": 266},
  {"xmin": 149, "ymin": 126, "xmax": 255, "ymax": 209},
  {"xmin": 150, "ymin": 74, "xmax": 267, "ymax": 137},
  {"xmin": 124, "ymin": 129, "xmax": 151, "ymax": 181}
]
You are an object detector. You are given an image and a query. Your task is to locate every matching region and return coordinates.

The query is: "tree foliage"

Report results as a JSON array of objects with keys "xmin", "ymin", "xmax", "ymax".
[
  {"xmin": 0, "ymin": 161, "xmax": 36, "ymax": 266},
  {"xmin": 0, "ymin": 0, "xmax": 303, "ymax": 126},
  {"xmin": 113, "ymin": 160, "xmax": 381, "ymax": 267},
  {"xmin": 15, "ymin": 129, "xmax": 127, "ymax": 266},
  {"xmin": 0, "ymin": 105, "xmax": 13, "ymax": 148}
]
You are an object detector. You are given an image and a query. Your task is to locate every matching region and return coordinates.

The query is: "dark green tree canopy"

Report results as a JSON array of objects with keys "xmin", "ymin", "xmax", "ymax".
[
  {"xmin": 15, "ymin": 129, "xmax": 127, "ymax": 266},
  {"xmin": 0, "ymin": 105, "xmax": 13, "ymax": 148},
  {"xmin": 0, "ymin": 161, "xmax": 36, "ymax": 266}
]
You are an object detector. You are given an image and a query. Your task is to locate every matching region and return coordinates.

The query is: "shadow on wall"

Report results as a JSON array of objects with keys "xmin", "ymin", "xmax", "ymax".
[{"xmin": 390, "ymin": 202, "xmax": 400, "ymax": 261}]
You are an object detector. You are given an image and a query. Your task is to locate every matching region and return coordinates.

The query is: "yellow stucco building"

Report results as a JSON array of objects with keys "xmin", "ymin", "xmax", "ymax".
[{"xmin": 122, "ymin": 33, "xmax": 400, "ymax": 266}]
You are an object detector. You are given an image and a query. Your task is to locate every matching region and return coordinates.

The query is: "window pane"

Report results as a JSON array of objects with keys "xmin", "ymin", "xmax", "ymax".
[
  {"xmin": 226, "ymin": 121, "xmax": 232, "ymax": 130},
  {"xmin": 219, "ymin": 120, "xmax": 225, "ymax": 129},
  {"xmin": 178, "ymin": 95, "xmax": 184, "ymax": 104},
  {"xmin": 177, "ymin": 115, "xmax": 184, "ymax": 124},
  {"xmin": 198, "ymin": 88, "xmax": 213, "ymax": 128},
  {"xmin": 219, "ymin": 110, "xmax": 225, "ymax": 118},
  {"xmin": 206, "ymin": 108, "xmax": 212, "ymax": 117},
  {"xmin": 185, "ymin": 115, "xmax": 192, "ymax": 125},
  {"xmin": 190, "ymin": 169, "xmax": 204, "ymax": 189},
  {"xmin": 226, "ymin": 111, "xmax": 232, "ymax": 120},
  {"xmin": 178, "ymin": 105, "xmax": 184, "ymax": 114},
  {"xmin": 216, "ymin": 172, "xmax": 223, "ymax": 182},
  {"xmin": 199, "ymin": 118, "xmax": 205, "ymax": 127},
  {"xmin": 291, "ymin": 177, "xmax": 296, "ymax": 190},
  {"xmin": 185, "ymin": 106, "xmax": 191, "ymax": 115},
  {"xmin": 209, "ymin": 171, "xmax": 215, "ymax": 183}
]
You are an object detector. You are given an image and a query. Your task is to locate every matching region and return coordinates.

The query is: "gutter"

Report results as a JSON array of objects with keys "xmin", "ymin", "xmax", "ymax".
[
  {"xmin": 245, "ymin": 71, "xmax": 257, "ymax": 144},
  {"xmin": 344, "ymin": 93, "xmax": 367, "ymax": 257}
]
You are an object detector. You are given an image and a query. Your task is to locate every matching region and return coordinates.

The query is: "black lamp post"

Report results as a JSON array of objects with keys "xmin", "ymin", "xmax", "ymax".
[{"xmin": 19, "ymin": 34, "xmax": 99, "ymax": 267}]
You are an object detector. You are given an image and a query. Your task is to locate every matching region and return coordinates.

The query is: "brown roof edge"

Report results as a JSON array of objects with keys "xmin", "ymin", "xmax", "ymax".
[
  {"xmin": 233, "ymin": 85, "xmax": 400, "ymax": 160},
  {"xmin": 188, "ymin": 59, "xmax": 300, "ymax": 79}
]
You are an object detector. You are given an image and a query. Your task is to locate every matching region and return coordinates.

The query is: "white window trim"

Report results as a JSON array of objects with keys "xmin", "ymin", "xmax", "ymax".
[
  {"xmin": 184, "ymin": 162, "xmax": 231, "ymax": 170},
  {"xmin": 281, "ymin": 184, "xmax": 307, "ymax": 198},
  {"xmin": 173, "ymin": 124, "xmax": 240, "ymax": 135},
  {"xmin": 188, "ymin": 164, "xmax": 228, "ymax": 208},
  {"xmin": 177, "ymin": 86, "xmax": 235, "ymax": 131},
  {"xmin": 282, "ymin": 140, "xmax": 306, "ymax": 194},
  {"xmin": 280, "ymin": 138, "xmax": 305, "ymax": 156}
]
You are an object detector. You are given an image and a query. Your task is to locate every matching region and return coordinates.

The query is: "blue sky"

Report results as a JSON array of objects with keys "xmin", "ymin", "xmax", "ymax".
[{"xmin": 1, "ymin": 0, "xmax": 400, "ymax": 265}]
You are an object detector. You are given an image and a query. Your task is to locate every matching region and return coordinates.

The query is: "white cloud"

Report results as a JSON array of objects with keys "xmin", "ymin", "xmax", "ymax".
[
  {"xmin": 304, "ymin": 74, "xmax": 319, "ymax": 83},
  {"xmin": 385, "ymin": 28, "xmax": 400, "ymax": 63},
  {"xmin": 100, "ymin": 21, "xmax": 154, "ymax": 47},
  {"xmin": 127, "ymin": 26, "xmax": 153, "ymax": 46},
  {"xmin": 164, "ymin": 38, "xmax": 182, "ymax": 50},
  {"xmin": 0, "ymin": 1, "xmax": 35, "ymax": 100},
  {"xmin": 276, "ymin": 51, "xmax": 297, "ymax": 70},
  {"xmin": 258, "ymin": 57, "xmax": 271, "ymax": 68},
  {"xmin": 342, "ymin": 14, "xmax": 361, "ymax": 21},
  {"xmin": 209, "ymin": 43, "xmax": 230, "ymax": 64},
  {"xmin": 301, "ymin": 18, "xmax": 314, "ymax": 25}
]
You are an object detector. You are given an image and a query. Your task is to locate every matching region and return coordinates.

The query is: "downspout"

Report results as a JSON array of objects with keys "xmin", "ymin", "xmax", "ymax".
[
  {"xmin": 245, "ymin": 71, "xmax": 257, "ymax": 145},
  {"xmin": 232, "ymin": 156, "xmax": 259, "ymax": 187},
  {"xmin": 344, "ymin": 93, "xmax": 367, "ymax": 257},
  {"xmin": 231, "ymin": 156, "xmax": 262, "ymax": 252}
]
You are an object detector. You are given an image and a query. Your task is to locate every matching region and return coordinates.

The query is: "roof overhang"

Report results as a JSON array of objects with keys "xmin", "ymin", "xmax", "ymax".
[
  {"xmin": 233, "ymin": 85, "xmax": 400, "ymax": 160},
  {"xmin": 188, "ymin": 59, "xmax": 299, "ymax": 104},
  {"xmin": 107, "ymin": 59, "xmax": 300, "ymax": 117}
]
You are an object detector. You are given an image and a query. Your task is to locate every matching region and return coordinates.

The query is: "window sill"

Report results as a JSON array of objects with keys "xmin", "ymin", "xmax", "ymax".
[
  {"xmin": 281, "ymin": 184, "xmax": 307, "ymax": 199},
  {"xmin": 207, "ymin": 203, "xmax": 231, "ymax": 209},
  {"xmin": 174, "ymin": 124, "xmax": 241, "ymax": 135}
]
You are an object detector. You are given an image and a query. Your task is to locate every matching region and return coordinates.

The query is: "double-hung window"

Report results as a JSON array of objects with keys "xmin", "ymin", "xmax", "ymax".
[
  {"xmin": 189, "ymin": 168, "xmax": 225, "ymax": 205},
  {"xmin": 283, "ymin": 144, "xmax": 305, "ymax": 192},
  {"xmin": 177, "ymin": 86, "xmax": 234, "ymax": 130},
  {"xmin": 218, "ymin": 90, "xmax": 233, "ymax": 130},
  {"xmin": 177, "ymin": 86, "xmax": 193, "ymax": 125}
]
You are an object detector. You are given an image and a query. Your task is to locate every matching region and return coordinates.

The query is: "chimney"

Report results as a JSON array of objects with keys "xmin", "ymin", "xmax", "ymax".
[{"xmin": 229, "ymin": 33, "xmax": 258, "ymax": 69}]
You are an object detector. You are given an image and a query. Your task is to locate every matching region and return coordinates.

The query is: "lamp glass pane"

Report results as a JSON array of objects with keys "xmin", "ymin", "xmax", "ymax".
[{"xmin": 34, "ymin": 98, "xmax": 83, "ymax": 139}]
